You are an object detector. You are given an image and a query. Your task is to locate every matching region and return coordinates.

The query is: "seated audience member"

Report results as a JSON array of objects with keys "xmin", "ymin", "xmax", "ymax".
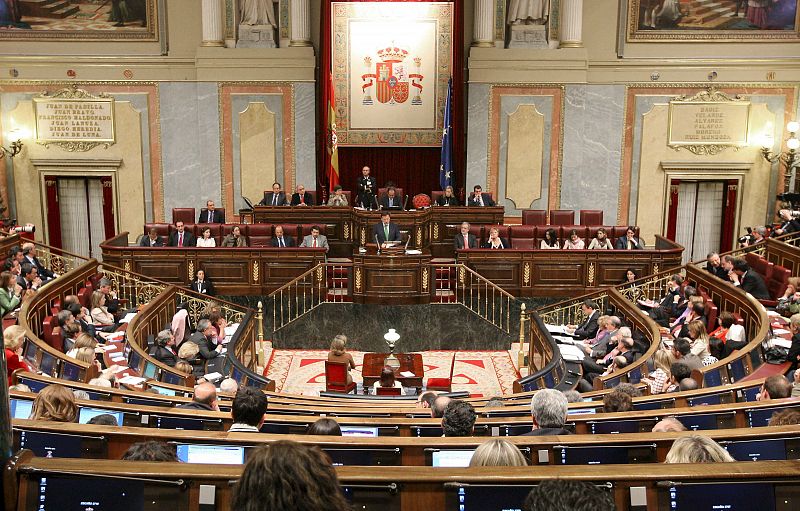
[
  {"xmin": 539, "ymin": 227, "xmax": 559, "ymax": 249},
  {"xmin": 773, "ymin": 209, "xmax": 800, "ymax": 236},
  {"xmin": 174, "ymin": 360, "xmax": 193, "ymax": 377},
  {"xmin": 431, "ymin": 396, "xmax": 451, "ymax": 418},
  {"xmin": 614, "ymin": 226, "xmax": 645, "ymax": 250},
  {"xmin": 207, "ymin": 310, "xmax": 228, "ymax": 337},
  {"xmin": 679, "ymin": 376, "xmax": 699, "ymax": 392},
  {"xmin": 97, "ymin": 278, "xmax": 121, "ymax": 314},
  {"xmin": 757, "ymin": 374, "xmax": 792, "ymax": 400},
  {"xmin": 671, "ymin": 337, "xmax": 703, "ymax": 372},
  {"xmin": 66, "ymin": 303, "xmax": 95, "ymax": 338},
  {"xmin": 602, "ymin": 390, "xmax": 632, "ymax": 413},
  {"xmin": 122, "ymin": 441, "xmax": 179, "ymax": 462},
  {"xmin": 20, "ymin": 244, "xmax": 53, "ymax": 282},
  {"xmin": 373, "ymin": 366, "xmax": 403, "ymax": 393},
  {"xmin": 522, "ymin": 389, "xmax": 571, "ymax": 436},
  {"xmin": 417, "ymin": 390, "xmax": 438, "ymax": 408},
  {"xmin": 467, "ymin": 184, "xmax": 495, "ymax": 207},
  {"xmin": 271, "ymin": 225, "xmax": 295, "ymax": 247},
  {"xmin": 199, "ymin": 199, "xmax": 224, "ymax": 224},
  {"xmin": 563, "ymin": 228, "xmax": 585, "ymax": 249},
  {"xmin": 74, "ymin": 346, "xmax": 102, "ymax": 372},
  {"xmin": 588, "ymin": 227, "xmax": 614, "ymax": 250},
  {"xmin": 73, "ymin": 389, "xmax": 90, "ymax": 401},
  {"xmin": 769, "ymin": 408, "xmax": 800, "ymax": 426},
  {"xmin": 30, "ymin": 384, "xmax": 77, "ymax": 422},
  {"xmin": 436, "ymin": 185, "xmax": 460, "ymax": 206},
  {"xmin": 191, "ymin": 318, "xmax": 223, "ymax": 360},
  {"xmin": 291, "ymin": 185, "xmax": 313, "ymax": 206},
  {"xmin": 4, "ymin": 325, "xmax": 29, "ymax": 384},
  {"xmin": 469, "ymin": 438, "xmax": 527, "ymax": 467},
  {"xmin": 327, "ymin": 334, "xmax": 356, "ymax": 384},
  {"xmin": 730, "ymin": 258, "xmax": 770, "ymax": 300},
  {"xmin": 153, "ymin": 329, "xmax": 178, "ymax": 367},
  {"xmin": 88, "ymin": 377, "xmax": 113, "ymax": 388},
  {"xmin": 441, "ymin": 400, "xmax": 476, "ymax": 437},
  {"xmin": 565, "ymin": 299, "xmax": 600, "ymax": 339},
  {"xmin": 176, "ymin": 382, "xmax": 219, "ymax": 411},
  {"xmin": 300, "ymin": 225, "xmax": 329, "ymax": 252},
  {"xmin": 686, "ymin": 320, "xmax": 711, "ymax": 360},
  {"xmin": 790, "ymin": 318, "xmax": 800, "ymax": 372},
  {"xmin": 649, "ymin": 274, "xmax": 684, "ymax": 317},
  {"xmin": 259, "ymin": 182, "xmax": 288, "ymax": 206},
  {"xmin": 779, "ymin": 277, "xmax": 800, "ymax": 303},
  {"xmin": 524, "ymin": 480, "xmax": 616, "ymax": 511},
  {"xmin": 667, "ymin": 361, "xmax": 692, "ymax": 392},
  {"xmin": 190, "ymin": 268, "xmax": 214, "ymax": 296},
  {"xmin": 196, "ymin": 227, "xmax": 216, "ymax": 247},
  {"xmin": 139, "ymin": 228, "xmax": 164, "ymax": 247},
  {"xmin": 168, "ymin": 221, "xmax": 196, "ymax": 247},
  {"xmin": 171, "ymin": 305, "xmax": 191, "ymax": 345},
  {"xmin": 178, "ymin": 341, "xmax": 205, "ymax": 377},
  {"xmin": 87, "ymin": 414, "xmax": 119, "ymax": 426},
  {"xmin": 89, "ymin": 290, "xmax": 115, "ymax": 327},
  {"xmin": 580, "ymin": 329, "xmax": 635, "ymax": 388},
  {"xmin": 614, "ymin": 382, "xmax": 642, "ymax": 398},
  {"xmin": 621, "ymin": 268, "xmax": 638, "ymax": 284},
  {"xmin": 652, "ymin": 417, "xmax": 687, "ymax": 433},
  {"xmin": 561, "ymin": 390, "xmax": 583, "ymax": 403},
  {"xmin": 0, "ymin": 270, "xmax": 22, "ymax": 316},
  {"xmin": 9, "ymin": 383, "xmax": 31, "ymax": 393},
  {"xmin": 379, "ymin": 186, "xmax": 403, "ymax": 210},
  {"xmin": 454, "ymin": 222, "xmax": 478, "ymax": 249},
  {"xmin": 665, "ymin": 435, "xmax": 734, "ymax": 463},
  {"xmin": 579, "ymin": 315, "xmax": 617, "ymax": 358},
  {"xmin": 705, "ymin": 251, "xmax": 727, "ymax": 280},
  {"xmin": 55, "ymin": 310, "xmax": 74, "ymax": 331},
  {"xmin": 228, "ymin": 387, "xmax": 268, "ymax": 433},
  {"xmin": 66, "ymin": 333, "xmax": 97, "ymax": 359},
  {"xmin": 221, "ymin": 226, "xmax": 247, "ymax": 247},
  {"xmin": 306, "ymin": 418, "xmax": 342, "ymax": 436},
  {"xmin": 327, "ymin": 185, "xmax": 348, "ymax": 206},
  {"xmin": 231, "ymin": 441, "xmax": 350, "ymax": 511},
  {"xmin": 482, "ymin": 226, "xmax": 509, "ymax": 249},
  {"xmin": 220, "ymin": 377, "xmax": 239, "ymax": 394},
  {"xmin": 18, "ymin": 262, "xmax": 42, "ymax": 292},
  {"xmin": 641, "ymin": 349, "xmax": 673, "ymax": 394},
  {"xmin": 485, "ymin": 397, "xmax": 505, "ymax": 408}
]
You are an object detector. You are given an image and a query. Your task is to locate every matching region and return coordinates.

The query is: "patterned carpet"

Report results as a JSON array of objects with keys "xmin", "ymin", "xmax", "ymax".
[{"xmin": 264, "ymin": 349, "xmax": 520, "ymax": 397}]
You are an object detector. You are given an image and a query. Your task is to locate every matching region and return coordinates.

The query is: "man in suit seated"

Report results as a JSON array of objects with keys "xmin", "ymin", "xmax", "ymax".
[
  {"xmin": 21, "ymin": 243, "xmax": 55, "ymax": 281},
  {"xmin": 373, "ymin": 212, "xmax": 401, "ymax": 246},
  {"xmin": 139, "ymin": 228, "xmax": 164, "ymax": 247},
  {"xmin": 521, "ymin": 389, "xmax": 571, "ymax": 436},
  {"xmin": 271, "ymin": 225, "xmax": 295, "ymax": 247},
  {"xmin": 565, "ymin": 299, "xmax": 600, "ymax": 339},
  {"xmin": 730, "ymin": 258, "xmax": 770, "ymax": 300},
  {"xmin": 379, "ymin": 186, "xmax": 403, "ymax": 210},
  {"xmin": 614, "ymin": 226, "xmax": 645, "ymax": 250},
  {"xmin": 467, "ymin": 185, "xmax": 495, "ymax": 207},
  {"xmin": 259, "ymin": 182, "xmax": 288, "ymax": 206},
  {"xmin": 454, "ymin": 222, "xmax": 478, "ymax": 249},
  {"xmin": 300, "ymin": 225, "xmax": 329, "ymax": 252},
  {"xmin": 168, "ymin": 221, "xmax": 196, "ymax": 247},
  {"xmin": 198, "ymin": 200, "xmax": 224, "ymax": 223},
  {"xmin": 18, "ymin": 263, "xmax": 41, "ymax": 292},
  {"xmin": 189, "ymin": 319, "xmax": 224, "ymax": 360},
  {"xmin": 705, "ymin": 252, "xmax": 727, "ymax": 280},
  {"xmin": 152, "ymin": 329, "xmax": 178, "ymax": 367},
  {"xmin": 290, "ymin": 185, "xmax": 314, "ymax": 206}
]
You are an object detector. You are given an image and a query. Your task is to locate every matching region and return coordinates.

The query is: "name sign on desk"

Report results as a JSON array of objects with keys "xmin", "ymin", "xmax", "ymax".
[
  {"xmin": 33, "ymin": 86, "xmax": 115, "ymax": 151},
  {"xmin": 667, "ymin": 90, "xmax": 750, "ymax": 155}
]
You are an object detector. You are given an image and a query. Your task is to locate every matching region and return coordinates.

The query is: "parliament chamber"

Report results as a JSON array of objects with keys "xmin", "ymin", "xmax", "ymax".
[{"xmin": 2, "ymin": 0, "xmax": 800, "ymax": 510}]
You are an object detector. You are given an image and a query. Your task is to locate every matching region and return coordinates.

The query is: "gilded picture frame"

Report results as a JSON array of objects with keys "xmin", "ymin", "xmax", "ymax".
[
  {"xmin": 0, "ymin": 0, "xmax": 160, "ymax": 42},
  {"xmin": 625, "ymin": 0, "xmax": 799, "ymax": 42}
]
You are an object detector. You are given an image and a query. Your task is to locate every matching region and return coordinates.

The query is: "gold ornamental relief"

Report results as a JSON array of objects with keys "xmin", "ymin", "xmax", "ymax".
[
  {"xmin": 188, "ymin": 260, "xmax": 195, "ymax": 281},
  {"xmin": 458, "ymin": 266, "xmax": 465, "ymax": 286},
  {"xmin": 416, "ymin": 227, "xmax": 422, "ymax": 246},
  {"xmin": 588, "ymin": 262, "xmax": 595, "ymax": 285},
  {"xmin": 360, "ymin": 227, "xmax": 366, "ymax": 246},
  {"xmin": 652, "ymin": 263, "xmax": 659, "ymax": 276},
  {"xmin": 316, "ymin": 266, "xmax": 324, "ymax": 283},
  {"xmin": 422, "ymin": 267, "xmax": 429, "ymax": 291},
  {"xmin": 432, "ymin": 222, "xmax": 439, "ymax": 240},
  {"xmin": 253, "ymin": 261, "xmax": 260, "ymax": 283},
  {"xmin": 523, "ymin": 262, "xmax": 531, "ymax": 286},
  {"xmin": 355, "ymin": 267, "xmax": 362, "ymax": 292},
  {"xmin": 343, "ymin": 222, "xmax": 350, "ymax": 241}
]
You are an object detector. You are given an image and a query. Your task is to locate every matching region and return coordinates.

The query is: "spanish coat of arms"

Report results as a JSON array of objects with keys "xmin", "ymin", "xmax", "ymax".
[{"xmin": 361, "ymin": 45, "xmax": 424, "ymax": 106}]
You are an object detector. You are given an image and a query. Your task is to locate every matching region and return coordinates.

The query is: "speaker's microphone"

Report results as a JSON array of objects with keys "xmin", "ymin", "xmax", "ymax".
[
  {"xmin": 402, "ymin": 194, "xmax": 409, "ymax": 211},
  {"xmin": 375, "ymin": 233, "xmax": 381, "ymax": 255}
]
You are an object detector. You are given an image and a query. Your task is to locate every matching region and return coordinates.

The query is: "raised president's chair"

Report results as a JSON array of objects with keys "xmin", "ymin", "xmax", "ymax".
[
  {"xmin": 171, "ymin": 208, "xmax": 196, "ymax": 225},
  {"xmin": 325, "ymin": 361, "xmax": 357, "ymax": 394}
]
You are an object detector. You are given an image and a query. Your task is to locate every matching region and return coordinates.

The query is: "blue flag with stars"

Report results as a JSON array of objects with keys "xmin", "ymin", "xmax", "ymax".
[{"xmin": 439, "ymin": 77, "xmax": 453, "ymax": 190}]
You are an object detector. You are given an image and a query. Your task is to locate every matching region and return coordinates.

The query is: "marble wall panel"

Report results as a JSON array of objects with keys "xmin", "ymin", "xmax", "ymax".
[
  {"xmin": 466, "ymin": 84, "xmax": 491, "ymax": 191},
  {"xmin": 505, "ymin": 104, "xmax": 544, "ymax": 208},
  {"xmin": 294, "ymin": 82, "xmax": 317, "ymax": 191},
  {"xmin": 239, "ymin": 103, "xmax": 277, "ymax": 203}
]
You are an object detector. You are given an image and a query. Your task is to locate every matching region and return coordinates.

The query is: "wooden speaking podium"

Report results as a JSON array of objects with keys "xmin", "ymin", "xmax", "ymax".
[{"xmin": 352, "ymin": 245, "xmax": 432, "ymax": 305}]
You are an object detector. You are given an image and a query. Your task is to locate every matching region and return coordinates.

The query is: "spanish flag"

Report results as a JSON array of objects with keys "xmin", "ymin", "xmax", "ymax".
[{"xmin": 327, "ymin": 73, "xmax": 340, "ymax": 192}]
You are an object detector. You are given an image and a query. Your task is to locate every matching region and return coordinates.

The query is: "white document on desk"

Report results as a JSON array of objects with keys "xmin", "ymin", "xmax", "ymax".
[
  {"xmin": 545, "ymin": 324, "xmax": 568, "ymax": 334},
  {"xmin": 559, "ymin": 344, "xmax": 586, "ymax": 361},
  {"xmin": 120, "ymin": 312, "xmax": 137, "ymax": 324}
]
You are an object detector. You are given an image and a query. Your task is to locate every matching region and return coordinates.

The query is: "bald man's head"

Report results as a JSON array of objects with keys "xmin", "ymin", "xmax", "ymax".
[
  {"xmin": 431, "ymin": 396, "xmax": 451, "ymax": 418},
  {"xmin": 193, "ymin": 382, "xmax": 219, "ymax": 411}
]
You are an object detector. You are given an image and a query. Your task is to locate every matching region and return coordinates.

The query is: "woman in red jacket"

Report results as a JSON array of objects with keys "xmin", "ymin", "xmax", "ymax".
[{"xmin": 4, "ymin": 324, "xmax": 30, "ymax": 384}]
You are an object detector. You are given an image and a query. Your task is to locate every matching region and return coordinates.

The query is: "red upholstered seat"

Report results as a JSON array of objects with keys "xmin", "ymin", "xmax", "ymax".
[
  {"xmin": 430, "ymin": 191, "xmax": 444, "ymax": 204},
  {"xmin": 325, "ymin": 361, "xmax": 356, "ymax": 394},
  {"xmin": 248, "ymin": 224, "xmax": 273, "ymax": 247},
  {"xmin": 172, "ymin": 208, "xmax": 196, "ymax": 225},
  {"xmin": 427, "ymin": 355, "xmax": 455, "ymax": 392},
  {"xmin": 549, "ymin": 210, "xmax": 575, "ymax": 226},
  {"xmin": 413, "ymin": 194, "xmax": 431, "ymax": 209},
  {"xmin": 522, "ymin": 209, "xmax": 547, "ymax": 226},
  {"xmin": 579, "ymin": 210, "xmax": 604, "ymax": 226},
  {"xmin": 510, "ymin": 225, "xmax": 536, "ymax": 250},
  {"xmin": 745, "ymin": 252, "xmax": 773, "ymax": 282},
  {"xmin": 765, "ymin": 265, "xmax": 791, "ymax": 305},
  {"xmin": 375, "ymin": 386, "xmax": 402, "ymax": 396}
]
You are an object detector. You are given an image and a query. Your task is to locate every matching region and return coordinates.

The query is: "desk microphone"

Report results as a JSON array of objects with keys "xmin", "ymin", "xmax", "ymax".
[
  {"xmin": 402, "ymin": 194, "xmax": 409, "ymax": 211},
  {"xmin": 375, "ymin": 233, "xmax": 381, "ymax": 255}
]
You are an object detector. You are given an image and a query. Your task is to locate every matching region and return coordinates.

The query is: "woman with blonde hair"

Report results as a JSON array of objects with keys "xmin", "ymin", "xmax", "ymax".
[
  {"xmin": 469, "ymin": 438, "xmax": 528, "ymax": 467},
  {"xmin": 30, "ymin": 384, "xmax": 78, "ymax": 422},
  {"xmin": 327, "ymin": 334, "xmax": 356, "ymax": 384},
  {"xmin": 641, "ymin": 348, "xmax": 673, "ymax": 394},
  {"xmin": 4, "ymin": 324, "xmax": 29, "ymax": 384},
  {"xmin": 665, "ymin": 435, "xmax": 734, "ymax": 463},
  {"xmin": 178, "ymin": 341, "xmax": 205, "ymax": 378},
  {"xmin": 66, "ymin": 333, "xmax": 97, "ymax": 359},
  {"xmin": 174, "ymin": 360, "xmax": 193, "ymax": 375},
  {"xmin": 89, "ymin": 290, "xmax": 115, "ymax": 326},
  {"xmin": 687, "ymin": 320, "xmax": 711, "ymax": 360}
]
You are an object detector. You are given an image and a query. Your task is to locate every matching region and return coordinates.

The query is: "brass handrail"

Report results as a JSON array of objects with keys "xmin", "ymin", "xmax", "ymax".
[{"xmin": 434, "ymin": 263, "xmax": 515, "ymax": 334}]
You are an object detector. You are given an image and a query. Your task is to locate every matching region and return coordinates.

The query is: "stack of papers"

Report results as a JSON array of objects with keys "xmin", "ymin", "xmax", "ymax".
[
  {"xmin": 545, "ymin": 323, "xmax": 568, "ymax": 334},
  {"xmin": 400, "ymin": 371, "xmax": 415, "ymax": 377},
  {"xmin": 120, "ymin": 312, "xmax": 137, "ymax": 324},
  {"xmin": 118, "ymin": 375, "xmax": 146, "ymax": 385},
  {"xmin": 559, "ymin": 344, "xmax": 586, "ymax": 362}
]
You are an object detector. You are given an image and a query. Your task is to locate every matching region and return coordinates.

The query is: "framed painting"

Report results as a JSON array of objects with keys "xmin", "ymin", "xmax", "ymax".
[
  {"xmin": 624, "ymin": 0, "xmax": 799, "ymax": 41},
  {"xmin": 331, "ymin": 1, "xmax": 453, "ymax": 146},
  {"xmin": 0, "ymin": 0, "xmax": 160, "ymax": 41}
]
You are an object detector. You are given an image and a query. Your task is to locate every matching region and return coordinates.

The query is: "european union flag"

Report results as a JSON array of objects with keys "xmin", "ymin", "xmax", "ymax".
[{"xmin": 439, "ymin": 77, "xmax": 453, "ymax": 190}]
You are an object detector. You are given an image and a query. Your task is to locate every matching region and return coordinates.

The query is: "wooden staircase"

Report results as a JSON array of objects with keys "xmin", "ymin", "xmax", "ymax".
[{"xmin": 20, "ymin": 0, "xmax": 80, "ymax": 19}]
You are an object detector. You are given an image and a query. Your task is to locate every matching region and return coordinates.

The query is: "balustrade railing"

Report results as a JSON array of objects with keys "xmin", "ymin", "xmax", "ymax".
[
  {"xmin": 271, "ymin": 262, "xmax": 353, "ymax": 333},
  {"xmin": 436, "ymin": 264, "xmax": 515, "ymax": 334}
]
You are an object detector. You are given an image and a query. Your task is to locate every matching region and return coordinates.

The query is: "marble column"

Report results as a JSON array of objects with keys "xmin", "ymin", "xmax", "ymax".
[
  {"xmin": 201, "ymin": 0, "xmax": 224, "ymax": 47},
  {"xmin": 473, "ymin": 0, "xmax": 494, "ymax": 47},
  {"xmin": 559, "ymin": 0, "xmax": 584, "ymax": 48},
  {"xmin": 289, "ymin": 0, "xmax": 312, "ymax": 47}
]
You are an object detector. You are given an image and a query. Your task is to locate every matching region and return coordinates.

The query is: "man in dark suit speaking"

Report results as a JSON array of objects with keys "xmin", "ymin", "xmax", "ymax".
[
  {"xmin": 373, "ymin": 212, "xmax": 401, "ymax": 246},
  {"xmin": 454, "ymin": 222, "xmax": 478, "ymax": 249}
]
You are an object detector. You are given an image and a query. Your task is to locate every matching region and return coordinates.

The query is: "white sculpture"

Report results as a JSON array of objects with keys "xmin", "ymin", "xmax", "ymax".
[
  {"xmin": 507, "ymin": 0, "xmax": 551, "ymax": 25},
  {"xmin": 240, "ymin": 0, "xmax": 277, "ymax": 27}
]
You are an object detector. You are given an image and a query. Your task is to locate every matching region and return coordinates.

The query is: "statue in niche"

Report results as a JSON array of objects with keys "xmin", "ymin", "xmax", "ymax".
[
  {"xmin": 237, "ymin": 0, "xmax": 278, "ymax": 48},
  {"xmin": 507, "ymin": 0, "xmax": 550, "ymax": 25}
]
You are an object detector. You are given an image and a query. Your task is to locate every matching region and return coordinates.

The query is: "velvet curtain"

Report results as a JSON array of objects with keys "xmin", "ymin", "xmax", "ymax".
[{"xmin": 319, "ymin": 0, "xmax": 465, "ymax": 200}]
